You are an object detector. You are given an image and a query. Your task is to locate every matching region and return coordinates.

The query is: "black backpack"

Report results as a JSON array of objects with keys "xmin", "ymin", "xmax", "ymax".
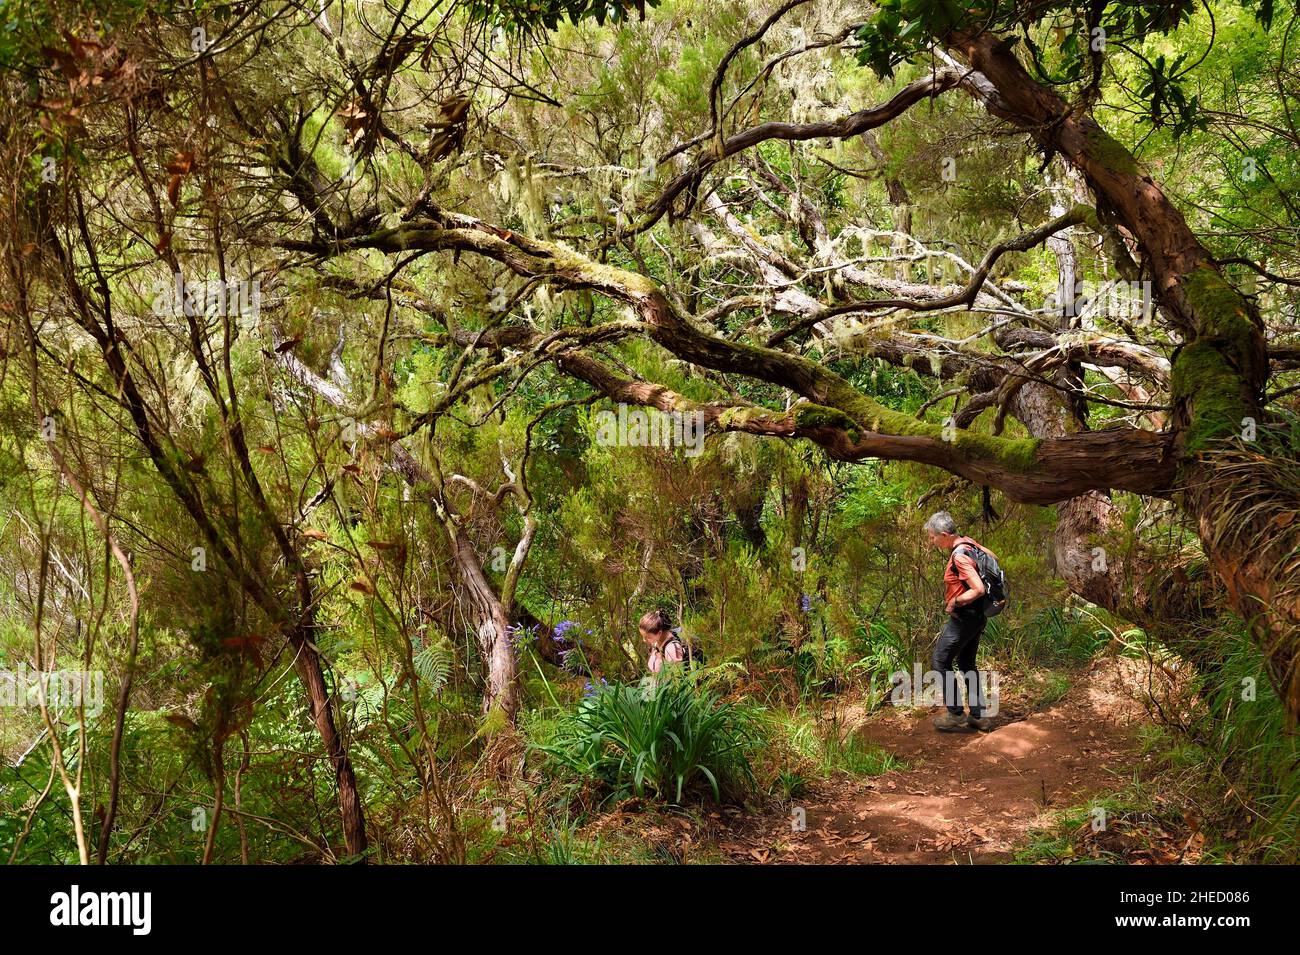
[
  {"xmin": 664, "ymin": 635, "xmax": 706, "ymax": 668},
  {"xmin": 953, "ymin": 543, "xmax": 1008, "ymax": 617}
]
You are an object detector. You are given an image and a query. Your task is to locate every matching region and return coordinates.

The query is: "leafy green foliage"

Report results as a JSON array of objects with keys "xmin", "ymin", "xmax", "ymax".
[
  {"xmin": 472, "ymin": 0, "xmax": 659, "ymax": 34},
  {"xmin": 413, "ymin": 642, "xmax": 453, "ymax": 695},
  {"xmin": 3, "ymin": 0, "xmax": 1298, "ymax": 868},
  {"xmin": 854, "ymin": 0, "xmax": 973, "ymax": 79},
  {"xmin": 536, "ymin": 677, "xmax": 761, "ymax": 803},
  {"xmin": 854, "ymin": 0, "xmax": 1292, "ymax": 142}
]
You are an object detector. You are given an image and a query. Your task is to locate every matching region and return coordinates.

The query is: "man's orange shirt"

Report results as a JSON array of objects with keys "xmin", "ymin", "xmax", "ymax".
[{"xmin": 943, "ymin": 536, "xmax": 996, "ymax": 608}]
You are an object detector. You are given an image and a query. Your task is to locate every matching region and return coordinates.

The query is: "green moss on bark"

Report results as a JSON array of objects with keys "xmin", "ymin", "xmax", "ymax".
[
  {"xmin": 794, "ymin": 403, "xmax": 861, "ymax": 442},
  {"xmin": 953, "ymin": 431, "xmax": 1041, "ymax": 471},
  {"xmin": 1170, "ymin": 342, "xmax": 1251, "ymax": 451},
  {"xmin": 1083, "ymin": 124, "xmax": 1139, "ymax": 177},
  {"xmin": 719, "ymin": 405, "xmax": 775, "ymax": 431},
  {"xmin": 1171, "ymin": 266, "xmax": 1265, "ymax": 453},
  {"xmin": 808, "ymin": 388, "xmax": 1041, "ymax": 473}
]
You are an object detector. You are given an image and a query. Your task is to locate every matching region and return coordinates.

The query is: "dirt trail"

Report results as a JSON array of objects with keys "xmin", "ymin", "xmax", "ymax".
[{"xmin": 720, "ymin": 657, "xmax": 1156, "ymax": 864}]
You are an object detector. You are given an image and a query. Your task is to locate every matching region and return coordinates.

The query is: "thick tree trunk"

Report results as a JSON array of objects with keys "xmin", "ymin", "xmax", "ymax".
[
  {"xmin": 950, "ymin": 29, "xmax": 1299, "ymax": 712},
  {"xmin": 293, "ymin": 66, "xmax": 1299, "ymax": 710},
  {"xmin": 377, "ymin": 454, "xmax": 523, "ymax": 720},
  {"xmin": 402, "ymin": 450, "xmax": 522, "ymax": 721}
]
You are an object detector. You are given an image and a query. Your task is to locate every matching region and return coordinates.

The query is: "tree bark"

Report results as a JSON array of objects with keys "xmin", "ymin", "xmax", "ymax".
[
  {"xmin": 948, "ymin": 28, "xmax": 1299, "ymax": 712},
  {"xmin": 283, "ymin": 46, "xmax": 1300, "ymax": 710},
  {"xmin": 45, "ymin": 264, "xmax": 370, "ymax": 860},
  {"xmin": 445, "ymin": 525, "xmax": 520, "ymax": 721},
  {"xmin": 274, "ymin": 342, "xmax": 525, "ymax": 723}
]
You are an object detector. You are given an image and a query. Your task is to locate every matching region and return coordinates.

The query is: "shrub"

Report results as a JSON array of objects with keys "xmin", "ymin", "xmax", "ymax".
[{"xmin": 537, "ymin": 677, "xmax": 760, "ymax": 804}]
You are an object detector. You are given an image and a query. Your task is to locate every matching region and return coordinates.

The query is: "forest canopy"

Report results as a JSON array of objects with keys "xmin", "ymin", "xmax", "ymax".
[{"xmin": 1, "ymin": 0, "xmax": 1299, "ymax": 865}]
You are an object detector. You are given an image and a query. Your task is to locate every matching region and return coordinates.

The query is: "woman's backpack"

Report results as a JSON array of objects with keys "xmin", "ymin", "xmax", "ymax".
[{"xmin": 664, "ymin": 635, "xmax": 706, "ymax": 668}]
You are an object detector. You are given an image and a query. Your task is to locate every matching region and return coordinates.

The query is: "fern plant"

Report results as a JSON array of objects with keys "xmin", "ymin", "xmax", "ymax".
[{"xmin": 413, "ymin": 642, "xmax": 452, "ymax": 695}]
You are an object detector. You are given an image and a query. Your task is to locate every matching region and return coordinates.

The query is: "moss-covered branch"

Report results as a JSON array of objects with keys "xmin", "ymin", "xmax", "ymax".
[{"xmin": 281, "ymin": 210, "xmax": 1181, "ymax": 504}]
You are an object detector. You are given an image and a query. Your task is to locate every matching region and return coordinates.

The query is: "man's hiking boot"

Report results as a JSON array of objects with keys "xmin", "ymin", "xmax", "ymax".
[
  {"xmin": 932, "ymin": 712, "xmax": 969, "ymax": 732},
  {"xmin": 967, "ymin": 716, "xmax": 995, "ymax": 732}
]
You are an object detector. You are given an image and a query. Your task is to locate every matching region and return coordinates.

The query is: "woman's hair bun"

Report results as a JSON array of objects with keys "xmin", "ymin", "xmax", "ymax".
[{"xmin": 638, "ymin": 609, "xmax": 672, "ymax": 633}]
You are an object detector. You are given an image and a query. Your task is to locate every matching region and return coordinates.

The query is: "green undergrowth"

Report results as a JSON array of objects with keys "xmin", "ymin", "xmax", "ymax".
[{"xmin": 1017, "ymin": 620, "xmax": 1300, "ymax": 864}]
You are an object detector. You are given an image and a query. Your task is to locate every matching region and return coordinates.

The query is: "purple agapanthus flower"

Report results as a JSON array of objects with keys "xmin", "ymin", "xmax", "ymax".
[
  {"xmin": 560, "ymin": 647, "xmax": 583, "ymax": 674},
  {"xmin": 553, "ymin": 619, "xmax": 579, "ymax": 641},
  {"xmin": 800, "ymin": 594, "xmax": 812, "ymax": 614},
  {"xmin": 507, "ymin": 622, "xmax": 538, "ymax": 650}
]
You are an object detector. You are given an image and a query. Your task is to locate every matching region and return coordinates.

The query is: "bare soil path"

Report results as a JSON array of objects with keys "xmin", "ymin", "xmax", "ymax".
[{"xmin": 717, "ymin": 657, "xmax": 1157, "ymax": 864}]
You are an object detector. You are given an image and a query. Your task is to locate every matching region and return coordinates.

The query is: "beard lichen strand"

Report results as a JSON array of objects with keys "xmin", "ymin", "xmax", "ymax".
[
  {"xmin": 352, "ymin": 218, "xmax": 1185, "ymax": 502},
  {"xmin": 594, "ymin": 264, "xmax": 1050, "ymax": 477}
]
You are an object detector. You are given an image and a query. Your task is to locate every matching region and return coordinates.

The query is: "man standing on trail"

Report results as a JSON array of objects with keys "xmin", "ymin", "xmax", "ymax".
[{"xmin": 924, "ymin": 511, "xmax": 995, "ymax": 733}]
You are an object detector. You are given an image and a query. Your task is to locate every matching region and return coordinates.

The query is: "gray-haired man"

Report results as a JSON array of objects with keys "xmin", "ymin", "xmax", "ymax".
[{"xmin": 923, "ymin": 511, "xmax": 996, "ymax": 732}]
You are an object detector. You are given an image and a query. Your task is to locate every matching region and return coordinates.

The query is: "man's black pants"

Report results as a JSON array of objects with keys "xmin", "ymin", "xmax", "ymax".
[{"xmin": 931, "ymin": 610, "xmax": 987, "ymax": 717}]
